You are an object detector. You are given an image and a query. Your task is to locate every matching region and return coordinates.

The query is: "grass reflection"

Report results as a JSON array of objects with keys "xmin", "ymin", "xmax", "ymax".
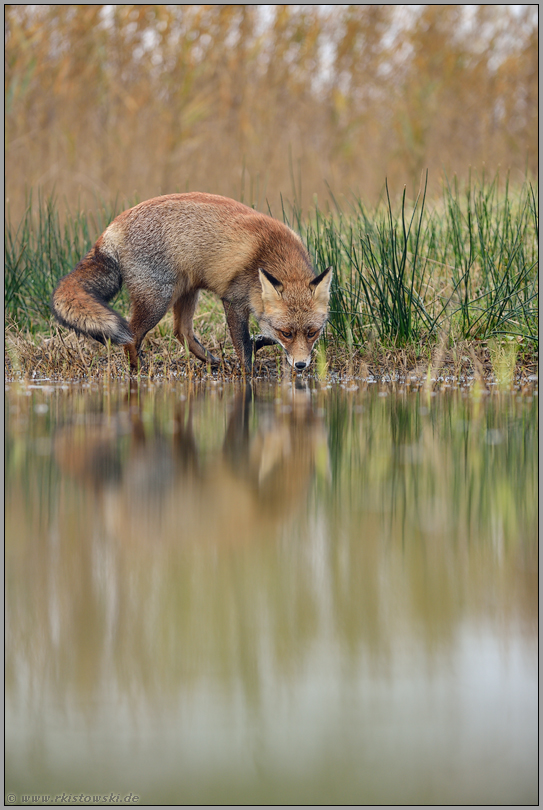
[
  {"xmin": 4, "ymin": 380, "xmax": 538, "ymax": 803},
  {"xmin": 6, "ymin": 381, "xmax": 537, "ymax": 695}
]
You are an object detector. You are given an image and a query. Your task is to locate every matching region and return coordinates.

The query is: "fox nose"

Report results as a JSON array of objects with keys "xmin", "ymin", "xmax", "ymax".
[{"xmin": 294, "ymin": 361, "xmax": 307, "ymax": 371}]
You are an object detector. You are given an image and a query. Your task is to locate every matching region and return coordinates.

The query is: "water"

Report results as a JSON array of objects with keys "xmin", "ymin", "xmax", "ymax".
[{"xmin": 5, "ymin": 378, "xmax": 538, "ymax": 805}]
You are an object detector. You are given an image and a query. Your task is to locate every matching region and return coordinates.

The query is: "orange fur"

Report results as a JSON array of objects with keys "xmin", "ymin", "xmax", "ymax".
[{"xmin": 51, "ymin": 193, "xmax": 332, "ymax": 372}]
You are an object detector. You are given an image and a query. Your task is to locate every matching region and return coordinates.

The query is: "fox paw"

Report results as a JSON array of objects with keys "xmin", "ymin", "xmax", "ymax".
[{"xmin": 253, "ymin": 335, "xmax": 277, "ymax": 353}]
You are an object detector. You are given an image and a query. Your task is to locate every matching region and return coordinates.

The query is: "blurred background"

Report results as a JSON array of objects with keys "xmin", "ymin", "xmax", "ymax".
[{"xmin": 5, "ymin": 4, "xmax": 538, "ymax": 219}]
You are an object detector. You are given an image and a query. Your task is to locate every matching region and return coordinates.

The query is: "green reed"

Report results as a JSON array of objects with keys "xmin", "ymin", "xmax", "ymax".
[
  {"xmin": 297, "ymin": 172, "xmax": 538, "ymax": 349},
  {"xmin": 5, "ymin": 176, "xmax": 538, "ymax": 351},
  {"xmin": 438, "ymin": 172, "xmax": 539, "ymax": 343},
  {"xmin": 4, "ymin": 190, "xmax": 126, "ymax": 331}
]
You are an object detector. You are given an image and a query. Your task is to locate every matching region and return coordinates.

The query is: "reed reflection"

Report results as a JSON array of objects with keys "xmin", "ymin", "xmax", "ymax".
[
  {"xmin": 6, "ymin": 383, "xmax": 331, "ymax": 704},
  {"xmin": 5, "ymin": 383, "xmax": 536, "ymax": 705},
  {"xmin": 5, "ymin": 381, "xmax": 538, "ymax": 804}
]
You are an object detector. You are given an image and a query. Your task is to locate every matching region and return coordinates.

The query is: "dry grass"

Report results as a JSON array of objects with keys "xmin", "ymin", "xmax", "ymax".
[
  {"xmin": 5, "ymin": 6, "xmax": 538, "ymax": 222},
  {"xmin": 5, "ymin": 318, "xmax": 537, "ymax": 390}
]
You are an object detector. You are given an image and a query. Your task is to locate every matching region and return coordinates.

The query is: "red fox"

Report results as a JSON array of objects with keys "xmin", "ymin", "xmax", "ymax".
[{"xmin": 51, "ymin": 192, "xmax": 333, "ymax": 372}]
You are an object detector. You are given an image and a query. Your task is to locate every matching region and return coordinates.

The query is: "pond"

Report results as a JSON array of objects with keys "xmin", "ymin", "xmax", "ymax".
[{"xmin": 5, "ymin": 377, "xmax": 538, "ymax": 805}]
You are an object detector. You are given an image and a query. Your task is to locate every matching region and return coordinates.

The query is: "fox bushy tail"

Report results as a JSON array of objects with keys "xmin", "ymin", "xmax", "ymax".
[{"xmin": 51, "ymin": 243, "xmax": 133, "ymax": 346}]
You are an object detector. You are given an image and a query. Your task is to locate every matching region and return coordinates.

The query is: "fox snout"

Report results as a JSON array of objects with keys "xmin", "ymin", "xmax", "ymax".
[
  {"xmin": 284, "ymin": 348, "xmax": 312, "ymax": 371},
  {"xmin": 278, "ymin": 332, "xmax": 322, "ymax": 371}
]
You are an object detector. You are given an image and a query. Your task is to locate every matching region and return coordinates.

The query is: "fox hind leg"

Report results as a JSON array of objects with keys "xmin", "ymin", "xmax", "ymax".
[
  {"xmin": 125, "ymin": 295, "xmax": 171, "ymax": 371},
  {"xmin": 173, "ymin": 291, "xmax": 219, "ymax": 366}
]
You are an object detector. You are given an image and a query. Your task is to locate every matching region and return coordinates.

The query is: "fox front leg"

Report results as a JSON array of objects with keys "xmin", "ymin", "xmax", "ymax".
[
  {"xmin": 222, "ymin": 300, "xmax": 254, "ymax": 372},
  {"xmin": 253, "ymin": 335, "xmax": 277, "ymax": 354}
]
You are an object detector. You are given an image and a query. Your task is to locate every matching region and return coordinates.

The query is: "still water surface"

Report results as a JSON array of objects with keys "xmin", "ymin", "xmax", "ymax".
[{"xmin": 5, "ymin": 379, "xmax": 538, "ymax": 804}]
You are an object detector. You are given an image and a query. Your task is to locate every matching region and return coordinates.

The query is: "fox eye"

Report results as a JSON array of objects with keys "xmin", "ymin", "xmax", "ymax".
[{"xmin": 279, "ymin": 330, "xmax": 293, "ymax": 340}]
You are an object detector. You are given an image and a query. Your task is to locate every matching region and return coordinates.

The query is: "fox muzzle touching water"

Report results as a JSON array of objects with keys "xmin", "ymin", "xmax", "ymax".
[{"xmin": 51, "ymin": 192, "xmax": 333, "ymax": 373}]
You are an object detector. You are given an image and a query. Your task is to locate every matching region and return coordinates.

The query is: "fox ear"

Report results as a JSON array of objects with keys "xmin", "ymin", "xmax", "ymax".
[
  {"xmin": 309, "ymin": 266, "xmax": 333, "ymax": 306},
  {"xmin": 259, "ymin": 268, "xmax": 283, "ymax": 300}
]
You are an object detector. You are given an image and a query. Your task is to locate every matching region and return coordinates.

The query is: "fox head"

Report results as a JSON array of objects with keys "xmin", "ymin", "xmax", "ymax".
[{"xmin": 257, "ymin": 266, "xmax": 333, "ymax": 371}]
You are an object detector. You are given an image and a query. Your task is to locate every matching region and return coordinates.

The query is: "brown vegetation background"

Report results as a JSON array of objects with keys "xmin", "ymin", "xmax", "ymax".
[{"xmin": 5, "ymin": 5, "xmax": 538, "ymax": 220}]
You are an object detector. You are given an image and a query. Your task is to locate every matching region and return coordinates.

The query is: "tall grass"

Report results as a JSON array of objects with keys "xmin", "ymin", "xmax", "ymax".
[
  {"xmin": 296, "ymin": 173, "xmax": 538, "ymax": 348},
  {"xmin": 4, "ymin": 176, "xmax": 538, "ymax": 354},
  {"xmin": 5, "ymin": 192, "xmax": 128, "ymax": 331}
]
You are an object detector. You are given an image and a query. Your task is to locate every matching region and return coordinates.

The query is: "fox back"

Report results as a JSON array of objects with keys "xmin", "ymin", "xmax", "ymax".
[{"xmin": 51, "ymin": 193, "xmax": 332, "ymax": 371}]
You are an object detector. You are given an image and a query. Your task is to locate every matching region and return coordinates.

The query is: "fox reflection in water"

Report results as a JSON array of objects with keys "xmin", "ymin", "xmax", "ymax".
[{"xmin": 52, "ymin": 385, "xmax": 329, "ymax": 548}]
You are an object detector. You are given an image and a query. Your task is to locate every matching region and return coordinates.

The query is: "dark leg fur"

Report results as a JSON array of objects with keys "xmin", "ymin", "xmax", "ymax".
[
  {"xmin": 253, "ymin": 335, "xmax": 278, "ymax": 353},
  {"xmin": 222, "ymin": 300, "xmax": 253, "ymax": 372}
]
